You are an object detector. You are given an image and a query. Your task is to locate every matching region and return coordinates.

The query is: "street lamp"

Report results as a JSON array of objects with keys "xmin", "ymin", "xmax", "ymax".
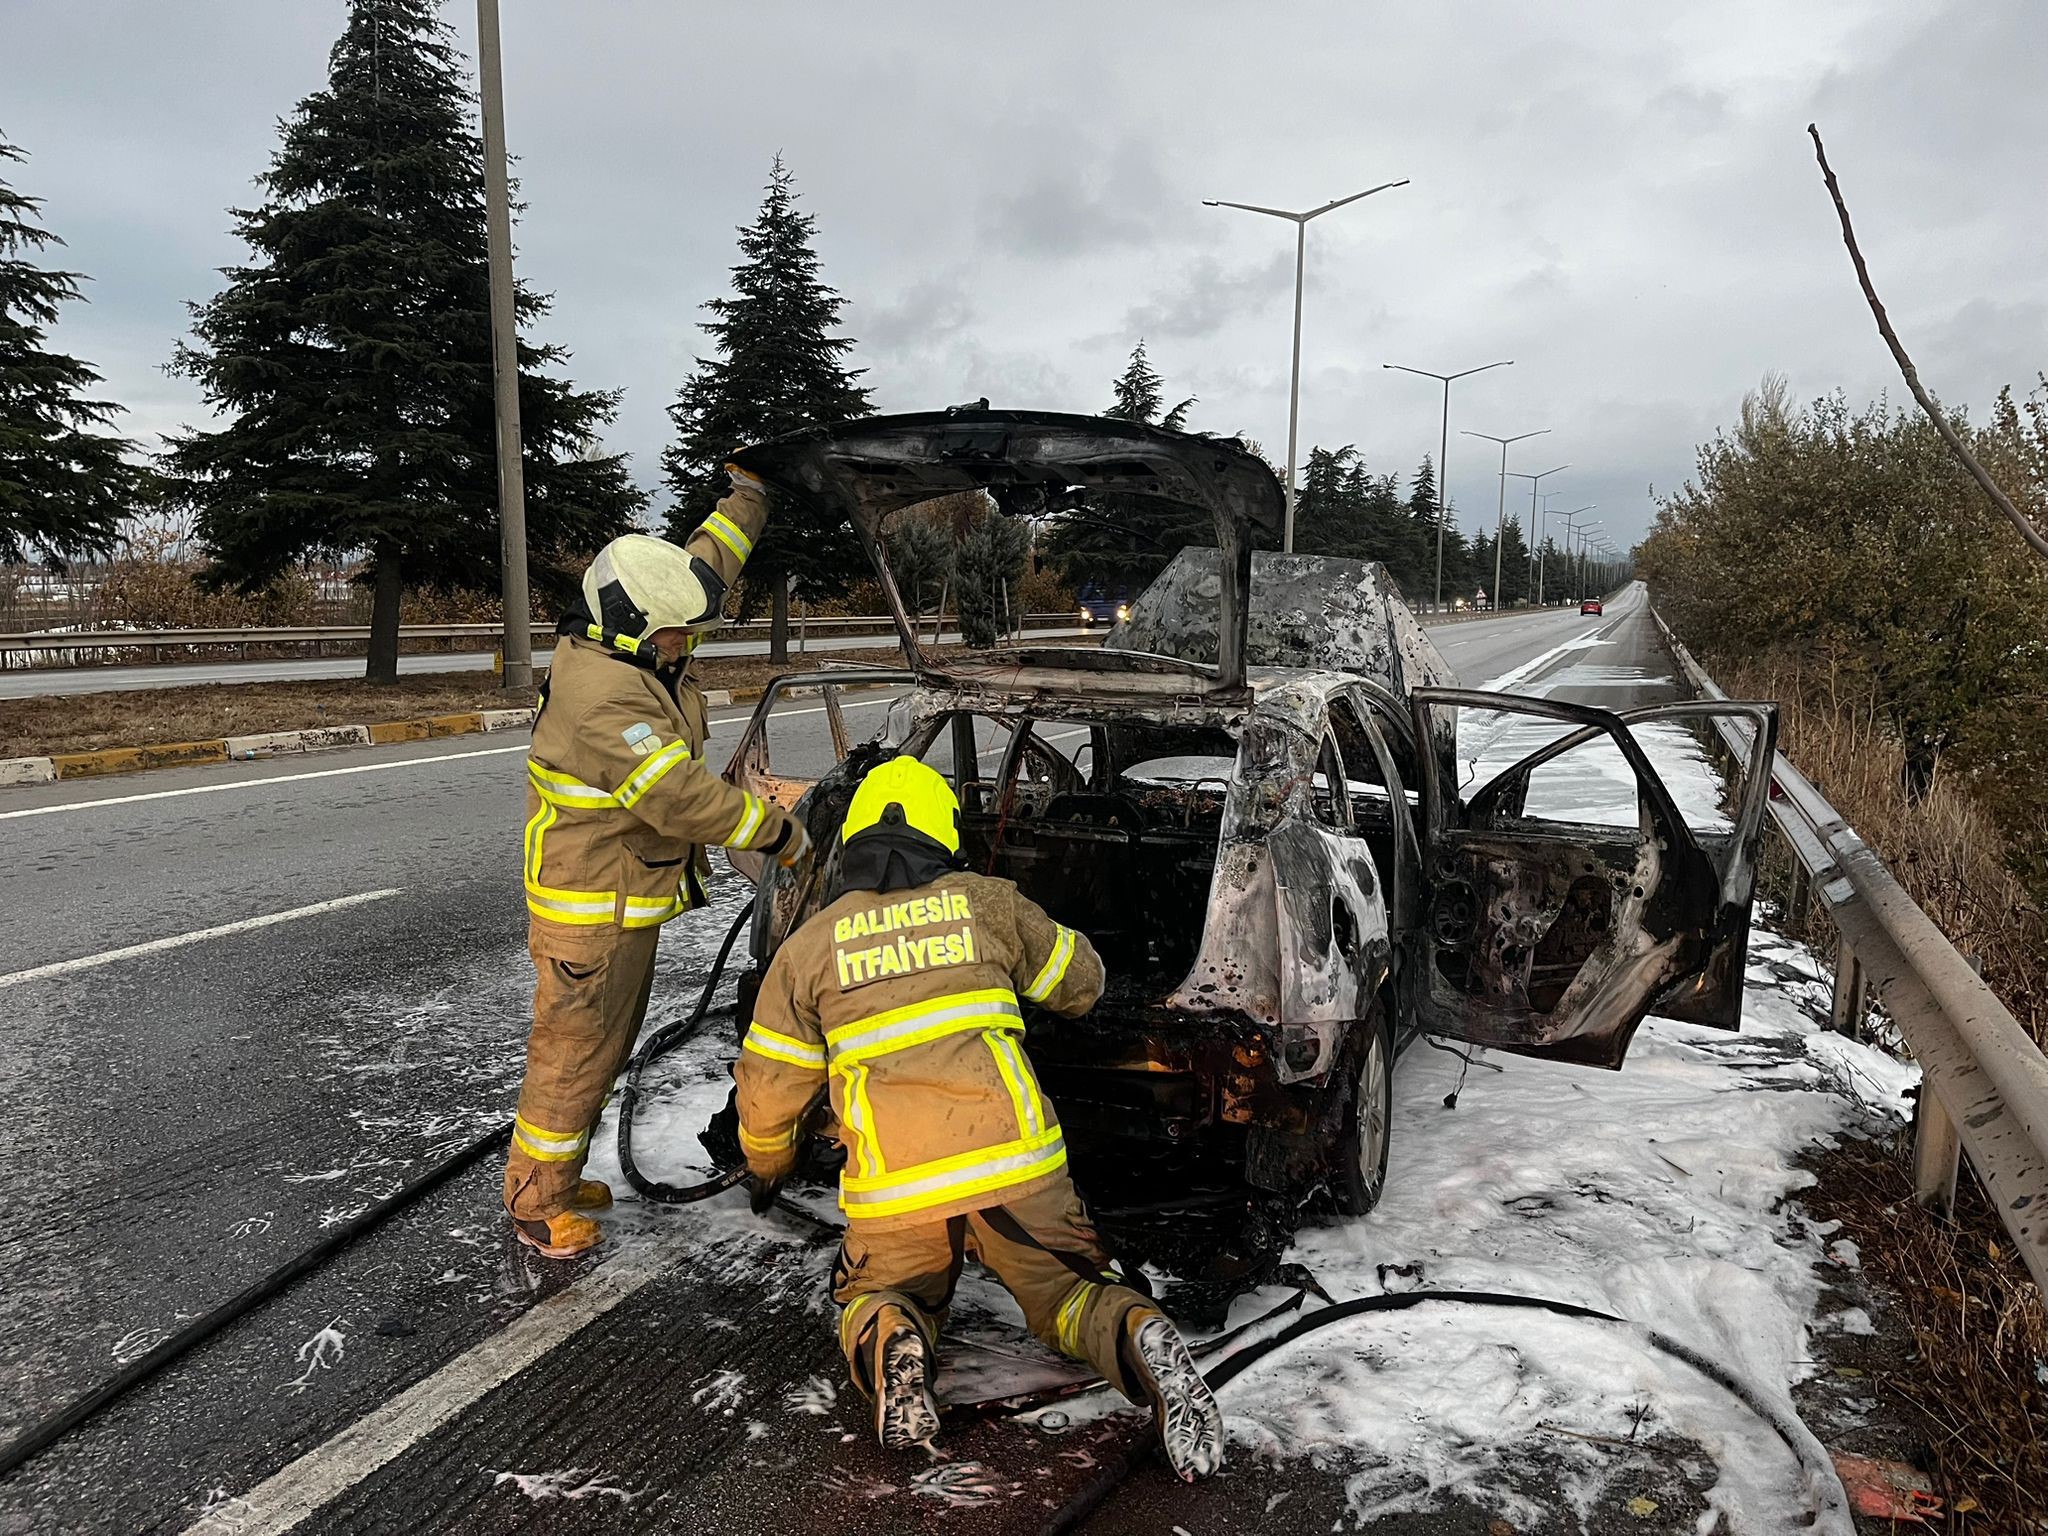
[
  {"xmin": 1204, "ymin": 180, "xmax": 1409, "ymax": 552},
  {"xmin": 477, "ymin": 0, "xmax": 532, "ymax": 690},
  {"xmin": 1506, "ymin": 464, "xmax": 1569, "ymax": 603},
  {"xmin": 1384, "ymin": 360, "xmax": 1512, "ymax": 606},
  {"xmin": 1463, "ymin": 428, "xmax": 1547, "ymax": 610},
  {"xmin": 1540, "ymin": 508, "xmax": 1596, "ymax": 602}
]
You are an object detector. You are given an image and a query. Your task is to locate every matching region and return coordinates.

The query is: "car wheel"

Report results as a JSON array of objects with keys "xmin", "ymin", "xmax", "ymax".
[{"xmin": 1331, "ymin": 1014, "xmax": 1393, "ymax": 1217}]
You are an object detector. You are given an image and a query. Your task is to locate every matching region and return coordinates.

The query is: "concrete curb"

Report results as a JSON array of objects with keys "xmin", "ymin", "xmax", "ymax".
[{"xmin": 7, "ymin": 706, "xmax": 542, "ymax": 785}]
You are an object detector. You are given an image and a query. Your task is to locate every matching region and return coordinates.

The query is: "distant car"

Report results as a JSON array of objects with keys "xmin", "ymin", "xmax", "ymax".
[
  {"xmin": 1075, "ymin": 580, "xmax": 1136, "ymax": 627},
  {"xmin": 1581, "ymin": 599, "xmax": 1603, "ymax": 615}
]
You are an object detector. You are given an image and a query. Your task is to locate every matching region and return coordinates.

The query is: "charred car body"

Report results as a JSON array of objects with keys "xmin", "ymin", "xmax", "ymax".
[{"xmin": 719, "ymin": 410, "xmax": 1776, "ymax": 1283}]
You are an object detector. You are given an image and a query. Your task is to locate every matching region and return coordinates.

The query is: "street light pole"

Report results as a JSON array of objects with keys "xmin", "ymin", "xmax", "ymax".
[
  {"xmin": 1463, "ymin": 427, "xmax": 1547, "ymax": 609},
  {"xmin": 477, "ymin": 0, "xmax": 532, "ymax": 690},
  {"xmin": 1384, "ymin": 360, "xmax": 1512, "ymax": 607},
  {"xmin": 1505, "ymin": 464, "xmax": 1568, "ymax": 605},
  {"xmin": 1205, "ymin": 180, "xmax": 1409, "ymax": 553},
  {"xmin": 1541, "ymin": 509, "xmax": 1596, "ymax": 602}
]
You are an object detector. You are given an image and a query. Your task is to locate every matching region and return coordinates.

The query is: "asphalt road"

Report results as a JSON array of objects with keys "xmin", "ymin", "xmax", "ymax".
[{"xmin": 0, "ymin": 591, "xmax": 1673, "ymax": 1534}]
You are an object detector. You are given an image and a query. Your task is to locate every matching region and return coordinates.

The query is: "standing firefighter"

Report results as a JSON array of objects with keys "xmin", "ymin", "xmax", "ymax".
[
  {"xmin": 734, "ymin": 757, "xmax": 1225, "ymax": 1482},
  {"xmin": 507, "ymin": 466, "xmax": 810, "ymax": 1258}
]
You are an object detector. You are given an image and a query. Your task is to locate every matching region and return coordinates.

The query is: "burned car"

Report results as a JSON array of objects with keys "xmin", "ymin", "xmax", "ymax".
[{"xmin": 718, "ymin": 410, "xmax": 1776, "ymax": 1282}]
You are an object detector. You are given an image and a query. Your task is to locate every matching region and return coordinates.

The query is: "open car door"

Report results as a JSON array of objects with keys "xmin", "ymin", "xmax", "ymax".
[{"xmin": 1409, "ymin": 689, "xmax": 1778, "ymax": 1069}]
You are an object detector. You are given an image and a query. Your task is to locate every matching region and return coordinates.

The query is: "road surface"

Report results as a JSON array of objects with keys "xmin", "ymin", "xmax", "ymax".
[{"xmin": 0, "ymin": 591, "xmax": 1893, "ymax": 1533}]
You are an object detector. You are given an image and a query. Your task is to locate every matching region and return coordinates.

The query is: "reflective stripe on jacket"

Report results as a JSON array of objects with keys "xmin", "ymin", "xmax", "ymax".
[
  {"xmin": 523, "ymin": 484, "xmax": 792, "ymax": 930},
  {"xmin": 735, "ymin": 872, "xmax": 1104, "ymax": 1229}
]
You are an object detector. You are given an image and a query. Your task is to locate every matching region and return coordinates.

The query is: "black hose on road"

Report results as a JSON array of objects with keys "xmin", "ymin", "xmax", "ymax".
[
  {"xmin": 0, "ymin": 1117, "xmax": 510, "ymax": 1483},
  {"xmin": 616, "ymin": 902, "xmax": 755, "ymax": 1205},
  {"xmin": 1036, "ymin": 1289, "xmax": 1854, "ymax": 1536},
  {"xmin": 0, "ymin": 897, "xmax": 761, "ymax": 1483}
]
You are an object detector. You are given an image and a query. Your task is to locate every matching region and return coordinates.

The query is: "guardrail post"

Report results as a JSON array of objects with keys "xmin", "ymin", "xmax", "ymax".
[
  {"xmin": 1912, "ymin": 1084, "xmax": 1963, "ymax": 1216},
  {"xmin": 1786, "ymin": 865, "xmax": 1810, "ymax": 935},
  {"xmin": 1826, "ymin": 937, "xmax": 1865, "ymax": 1037}
]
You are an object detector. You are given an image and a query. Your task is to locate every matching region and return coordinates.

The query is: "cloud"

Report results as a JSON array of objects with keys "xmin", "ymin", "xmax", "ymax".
[{"xmin": 1121, "ymin": 249, "xmax": 1294, "ymax": 341}]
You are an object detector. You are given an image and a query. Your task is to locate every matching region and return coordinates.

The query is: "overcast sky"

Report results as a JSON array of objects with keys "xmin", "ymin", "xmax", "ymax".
[{"xmin": 9, "ymin": 0, "xmax": 2044, "ymax": 556}]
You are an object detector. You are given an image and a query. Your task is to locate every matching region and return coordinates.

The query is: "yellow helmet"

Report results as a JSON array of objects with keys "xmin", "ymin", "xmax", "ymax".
[{"xmin": 843, "ymin": 756, "xmax": 961, "ymax": 854}]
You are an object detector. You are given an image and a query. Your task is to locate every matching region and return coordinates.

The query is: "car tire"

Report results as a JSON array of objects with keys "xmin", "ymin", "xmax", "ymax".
[{"xmin": 1331, "ymin": 1012, "xmax": 1393, "ymax": 1217}]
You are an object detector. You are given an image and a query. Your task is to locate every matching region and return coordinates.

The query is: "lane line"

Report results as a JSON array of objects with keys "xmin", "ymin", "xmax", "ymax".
[
  {"xmin": 181, "ymin": 1253, "xmax": 676, "ymax": 1536},
  {"xmin": 0, "ymin": 890, "xmax": 403, "ymax": 989},
  {"xmin": 0, "ymin": 748, "xmax": 531, "ymax": 821},
  {"xmin": 1, "ymin": 691, "xmax": 908, "ymax": 822}
]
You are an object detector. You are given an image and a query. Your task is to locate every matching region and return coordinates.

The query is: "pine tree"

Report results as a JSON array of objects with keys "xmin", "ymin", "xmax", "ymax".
[
  {"xmin": 664, "ymin": 156, "xmax": 871, "ymax": 664},
  {"xmin": 0, "ymin": 133, "xmax": 140, "ymax": 564},
  {"xmin": 166, "ymin": 0, "xmax": 641, "ymax": 682},
  {"xmin": 1043, "ymin": 341, "xmax": 1206, "ymax": 587}
]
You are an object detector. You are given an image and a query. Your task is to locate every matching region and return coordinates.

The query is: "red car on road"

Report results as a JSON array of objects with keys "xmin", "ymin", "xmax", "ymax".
[{"xmin": 1581, "ymin": 599, "xmax": 1603, "ymax": 616}]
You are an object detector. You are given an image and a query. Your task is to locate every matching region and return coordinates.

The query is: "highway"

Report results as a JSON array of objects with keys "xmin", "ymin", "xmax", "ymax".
[{"xmin": 0, "ymin": 589, "xmax": 1830, "ymax": 1534}]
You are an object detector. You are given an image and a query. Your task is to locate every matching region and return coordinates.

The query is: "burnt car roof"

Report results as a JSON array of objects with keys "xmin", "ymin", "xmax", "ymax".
[
  {"xmin": 1107, "ymin": 549, "xmax": 1456, "ymax": 699},
  {"xmin": 731, "ymin": 410, "xmax": 1282, "ymax": 691}
]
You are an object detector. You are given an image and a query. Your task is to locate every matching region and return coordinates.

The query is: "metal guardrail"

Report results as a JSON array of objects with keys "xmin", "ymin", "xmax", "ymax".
[
  {"xmin": 0, "ymin": 614, "xmax": 1077, "ymax": 669},
  {"xmin": 1653, "ymin": 608, "xmax": 2048, "ymax": 1293}
]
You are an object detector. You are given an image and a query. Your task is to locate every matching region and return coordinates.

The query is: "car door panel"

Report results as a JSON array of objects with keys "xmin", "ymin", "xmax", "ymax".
[{"xmin": 1408, "ymin": 687, "xmax": 1740, "ymax": 1069}]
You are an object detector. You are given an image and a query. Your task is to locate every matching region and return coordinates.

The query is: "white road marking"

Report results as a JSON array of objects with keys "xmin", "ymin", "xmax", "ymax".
[
  {"xmin": 0, "ymin": 691, "xmax": 907, "ymax": 823},
  {"xmin": 181, "ymin": 1254, "xmax": 675, "ymax": 1536},
  {"xmin": 0, "ymin": 747, "xmax": 531, "ymax": 821},
  {"xmin": 0, "ymin": 890, "xmax": 402, "ymax": 989}
]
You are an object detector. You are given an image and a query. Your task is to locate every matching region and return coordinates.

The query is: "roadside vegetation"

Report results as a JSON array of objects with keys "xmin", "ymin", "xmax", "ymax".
[{"xmin": 1641, "ymin": 373, "xmax": 2048, "ymax": 1525}]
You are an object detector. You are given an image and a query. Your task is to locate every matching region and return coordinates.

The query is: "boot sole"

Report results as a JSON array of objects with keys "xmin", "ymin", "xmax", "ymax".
[
  {"xmin": 876, "ymin": 1328, "xmax": 941, "ymax": 1452},
  {"xmin": 1132, "ymin": 1317, "xmax": 1225, "ymax": 1482},
  {"xmin": 513, "ymin": 1225, "xmax": 602, "ymax": 1260}
]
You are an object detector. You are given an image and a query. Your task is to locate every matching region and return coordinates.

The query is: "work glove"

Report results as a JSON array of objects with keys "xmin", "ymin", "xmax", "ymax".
[
  {"xmin": 777, "ymin": 819, "xmax": 813, "ymax": 870},
  {"xmin": 747, "ymin": 1170, "xmax": 786, "ymax": 1216},
  {"xmin": 725, "ymin": 462, "xmax": 767, "ymax": 496}
]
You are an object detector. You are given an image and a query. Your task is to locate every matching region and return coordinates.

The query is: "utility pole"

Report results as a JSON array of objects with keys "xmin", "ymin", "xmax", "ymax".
[
  {"xmin": 1540, "ymin": 508, "xmax": 1596, "ymax": 603},
  {"xmin": 1384, "ymin": 360, "xmax": 1511, "ymax": 608},
  {"xmin": 1506, "ymin": 464, "xmax": 1568, "ymax": 605},
  {"xmin": 1204, "ymin": 179, "xmax": 1408, "ymax": 552},
  {"xmin": 477, "ymin": 0, "xmax": 532, "ymax": 690},
  {"xmin": 1463, "ymin": 428, "xmax": 1547, "ymax": 609}
]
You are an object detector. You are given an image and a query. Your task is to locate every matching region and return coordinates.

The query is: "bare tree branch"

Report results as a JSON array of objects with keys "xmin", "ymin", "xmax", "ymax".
[{"xmin": 1807, "ymin": 122, "xmax": 2048, "ymax": 563}]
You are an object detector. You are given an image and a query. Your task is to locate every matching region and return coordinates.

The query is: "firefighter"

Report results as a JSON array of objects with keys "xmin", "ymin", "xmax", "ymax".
[
  {"xmin": 734, "ymin": 756, "xmax": 1225, "ymax": 1483},
  {"xmin": 506, "ymin": 466, "xmax": 811, "ymax": 1259}
]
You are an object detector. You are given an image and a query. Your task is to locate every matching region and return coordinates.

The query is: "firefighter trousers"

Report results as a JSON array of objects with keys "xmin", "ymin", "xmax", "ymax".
[
  {"xmin": 832, "ymin": 1180, "xmax": 1155, "ymax": 1403},
  {"xmin": 503, "ymin": 919, "xmax": 661, "ymax": 1221}
]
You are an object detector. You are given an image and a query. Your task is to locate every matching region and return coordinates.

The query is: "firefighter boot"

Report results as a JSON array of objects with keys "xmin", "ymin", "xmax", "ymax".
[
  {"xmin": 871, "ymin": 1305, "xmax": 940, "ymax": 1452},
  {"xmin": 1125, "ymin": 1311, "xmax": 1224, "ymax": 1482},
  {"xmin": 569, "ymin": 1179, "xmax": 613, "ymax": 1212},
  {"xmin": 513, "ymin": 1209, "xmax": 604, "ymax": 1259}
]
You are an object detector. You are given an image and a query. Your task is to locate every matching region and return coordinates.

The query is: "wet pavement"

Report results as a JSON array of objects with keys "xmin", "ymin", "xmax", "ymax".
[{"xmin": 0, "ymin": 589, "xmax": 1903, "ymax": 1535}]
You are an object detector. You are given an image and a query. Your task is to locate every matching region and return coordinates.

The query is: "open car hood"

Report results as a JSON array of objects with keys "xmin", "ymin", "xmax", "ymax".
[{"xmin": 730, "ymin": 409, "xmax": 1285, "ymax": 691}]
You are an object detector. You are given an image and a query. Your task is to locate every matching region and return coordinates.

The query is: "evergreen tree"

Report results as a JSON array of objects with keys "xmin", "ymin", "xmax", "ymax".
[
  {"xmin": 0, "ymin": 133, "xmax": 140, "ymax": 564},
  {"xmin": 664, "ymin": 156, "xmax": 871, "ymax": 663},
  {"xmin": 953, "ymin": 503, "xmax": 1031, "ymax": 648},
  {"xmin": 1042, "ymin": 341, "xmax": 1206, "ymax": 587},
  {"xmin": 167, "ymin": 0, "xmax": 641, "ymax": 682}
]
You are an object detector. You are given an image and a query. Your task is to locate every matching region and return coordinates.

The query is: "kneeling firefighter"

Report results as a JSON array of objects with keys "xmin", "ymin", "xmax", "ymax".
[
  {"xmin": 506, "ymin": 467, "xmax": 810, "ymax": 1259},
  {"xmin": 734, "ymin": 757, "xmax": 1225, "ymax": 1482}
]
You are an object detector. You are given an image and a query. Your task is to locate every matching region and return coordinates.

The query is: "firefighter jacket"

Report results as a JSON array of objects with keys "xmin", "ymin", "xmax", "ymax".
[
  {"xmin": 735, "ymin": 872, "xmax": 1105, "ymax": 1229},
  {"xmin": 523, "ymin": 485, "xmax": 796, "ymax": 930}
]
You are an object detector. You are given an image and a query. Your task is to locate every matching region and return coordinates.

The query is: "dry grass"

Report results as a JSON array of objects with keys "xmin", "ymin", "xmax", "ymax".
[
  {"xmin": 1802, "ymin": 1137, "xmax": 2047, "ymax": 1529},
  {"xmin": 0, "ymin": 636, "xmax": 1102, "ymax": 759},
  {"xmin": 1719, "ymin": 654, "xmax": 2047, "ymax": 1049}
]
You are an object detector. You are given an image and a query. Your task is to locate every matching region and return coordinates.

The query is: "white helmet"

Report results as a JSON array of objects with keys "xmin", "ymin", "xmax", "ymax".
[{"xmin": 580, "ymin": 534, "xmax": 728, "ymax": 648}]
